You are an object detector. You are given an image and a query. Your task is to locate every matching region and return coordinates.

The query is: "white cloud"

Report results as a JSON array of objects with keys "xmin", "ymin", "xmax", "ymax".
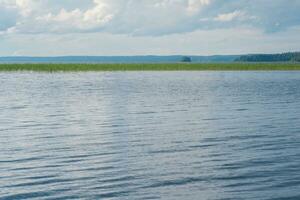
[
  {"xmin": 13, "ymin": 0, "xmax": 116, "ymax": 33},
  {"xmin": 214, "ymin": 10, "xmax": 245, "ymax": 22},
  {"xmin": 15, "ymin": 0, "xmax": 34, "ymax": 16},
  {"xmin": 35, "ymin": 7, "xmax": 113, "ymax": 32},
  {"xmin": 0, "ymin": 0, "xmax": 300, "ymax": 36},
  {"xmin": 187, "ymin": 0, "xmax": 211, "ymax": 14}
]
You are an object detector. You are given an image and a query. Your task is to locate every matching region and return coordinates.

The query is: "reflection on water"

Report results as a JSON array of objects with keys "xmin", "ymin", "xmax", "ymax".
[{"xmin": 1, "ymin": 71, "xmax": 300, "ymax": 200}]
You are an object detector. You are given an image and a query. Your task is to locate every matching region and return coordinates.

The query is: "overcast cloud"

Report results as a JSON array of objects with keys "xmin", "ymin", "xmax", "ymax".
[{"xmin": 0, "ymin": 0, "xmax": 300, "ymax": 55}]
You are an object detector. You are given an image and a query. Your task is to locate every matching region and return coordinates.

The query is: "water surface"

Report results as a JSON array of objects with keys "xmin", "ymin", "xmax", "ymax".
[{"xmin": 1, "ymin": 72, "xmax": 300, "ymax": 200}]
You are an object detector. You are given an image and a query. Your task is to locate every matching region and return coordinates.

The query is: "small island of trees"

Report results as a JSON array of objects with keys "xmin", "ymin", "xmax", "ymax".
[{"xmin": 181, "ymin": 56, "xmax": 192, "ymax": 63}]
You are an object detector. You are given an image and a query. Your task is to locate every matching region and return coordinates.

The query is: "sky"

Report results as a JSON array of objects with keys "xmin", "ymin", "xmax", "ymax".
[{"xmin": 0, "ymin": 0, "xmax": 300, "ymax": 56}]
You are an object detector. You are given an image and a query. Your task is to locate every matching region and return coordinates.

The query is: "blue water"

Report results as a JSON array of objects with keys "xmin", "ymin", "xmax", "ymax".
[{"xmin": 1, "ymin": 71, "xmax": 300, "ymax": 200}]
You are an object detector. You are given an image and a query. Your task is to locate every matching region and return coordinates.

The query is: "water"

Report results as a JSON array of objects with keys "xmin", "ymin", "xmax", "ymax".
[{"xmin": 1, "ymin": 71, "xmax": 300, "ymax": 200}]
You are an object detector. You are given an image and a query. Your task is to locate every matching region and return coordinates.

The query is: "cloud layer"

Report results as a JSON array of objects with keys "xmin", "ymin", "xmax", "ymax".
[
  {"xmin": 1, "ymin": 0, "xmax": 300, "ymax": 36},
  {"xmin": 1, "ymin": 0, "xmax": 300, "ymax": 56}
]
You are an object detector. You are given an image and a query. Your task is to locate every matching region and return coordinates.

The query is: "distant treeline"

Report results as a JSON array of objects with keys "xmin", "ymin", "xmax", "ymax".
[
  {"xmin": 235, "ymin": 52, "xmax": 300, "ymax": 62},
  {"xmin": 0, "ymin": 55, "xmax": 239, "ymax": 63},
  {"xmin": 1, "ymin": 53, "xmax": 299, "ymax": 63}
]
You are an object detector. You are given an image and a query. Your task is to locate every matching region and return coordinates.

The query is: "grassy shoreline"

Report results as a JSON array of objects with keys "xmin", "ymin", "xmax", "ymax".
[{"xmin": 1, "ymin": 63, "xmax": 300, "ymax": 72}]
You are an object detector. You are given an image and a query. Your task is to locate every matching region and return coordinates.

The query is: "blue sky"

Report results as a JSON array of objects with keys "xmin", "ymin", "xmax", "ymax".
[{"xmin": 0, "ymin": 0, "xmax": 300, "ymax": 56}]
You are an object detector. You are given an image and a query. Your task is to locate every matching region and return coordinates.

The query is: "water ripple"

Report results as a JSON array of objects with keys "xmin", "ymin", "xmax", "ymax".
[{"xmin": 1, "ymin": 72, "xmax": 300, "ymax": 200}]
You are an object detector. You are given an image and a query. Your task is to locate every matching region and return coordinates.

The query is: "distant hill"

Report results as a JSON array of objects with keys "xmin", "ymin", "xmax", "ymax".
[
  {"xmin": 235, "ymin": 52, "xmax": 300, "ymax": 62},
  {"xmin": 0, "ymin": 55, "xmax": 239, "ymax": 64},
  {"xmin": 1, "ymin": 53, "xmax": 299, "ymax": 63}
]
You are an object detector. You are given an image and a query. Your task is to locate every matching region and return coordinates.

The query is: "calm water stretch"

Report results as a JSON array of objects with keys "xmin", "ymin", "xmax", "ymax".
[{"xmin": 1, "ymin": 71, "xmax": 300, "ymax": 200}]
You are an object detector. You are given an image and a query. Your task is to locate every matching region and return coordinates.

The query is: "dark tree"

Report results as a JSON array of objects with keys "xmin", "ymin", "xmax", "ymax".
[
  {"xmin": 235, "ymin": 52, "xmax": 300, "ymax": 62},
  {"xmin": 181, "ymin": 56, "xmax": 192, "ymax": 63}
]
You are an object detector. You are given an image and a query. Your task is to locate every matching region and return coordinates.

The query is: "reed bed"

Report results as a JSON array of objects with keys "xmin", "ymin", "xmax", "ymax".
[{"xmin": 1, "ymin": 63, "xmax": 300, "ymax": 72}]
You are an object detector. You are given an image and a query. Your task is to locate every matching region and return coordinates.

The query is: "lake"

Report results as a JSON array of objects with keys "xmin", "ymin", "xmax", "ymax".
[{"xmin": 1, "ymin": 71, "xmax": 300, "ymax": 200}]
